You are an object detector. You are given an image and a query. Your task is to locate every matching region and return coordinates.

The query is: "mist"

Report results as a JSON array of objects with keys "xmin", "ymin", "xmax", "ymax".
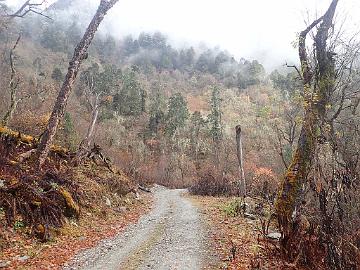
[{"xmin": 5, "ymin": 0, "xmax": 360, "ymax": 70}]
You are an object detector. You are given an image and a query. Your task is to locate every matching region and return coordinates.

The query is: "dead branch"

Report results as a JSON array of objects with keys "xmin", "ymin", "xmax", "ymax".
[
  {"xmin": 275, "ymin": 125, "xmax": 289, "ymax": 169},
  {"xmin": 285, "ymin": 62, "xmax": 302, "ymax": 79},
  {"xmin": 5, "ymin": 0, "xmax": 52, "ymax": 20}
]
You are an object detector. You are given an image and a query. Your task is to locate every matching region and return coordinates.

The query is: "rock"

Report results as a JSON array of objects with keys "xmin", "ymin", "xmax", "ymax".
[
  {"xmin": 105, "ymin": 197, "xmax": 111, "ymax": 207},
  {"xmin": 244, "ymin": 212, "xmax": 256, "ymax": 220},
  {"xmin": 70, "ymin": 220, "xmax": 78, "ymax": 227},
  {"xmin": 124, "ymin": 198, "xmax": 132, "ymax": 205},
  {"xmin": 0, "ymin": 261, "xmax": 10, "ymax": 268},
  {"xmin": 118, "ymin": 206, "xmax": 127, "ymax": 213},
  {"xmin": 78, "ymin": 236, "xmax": 86, "ymax": 241},
  {"xmin": 151, "ymin": 184, "xmax": 166, "ymax": 192},
  {"xmin": 17, "ymin": 255, "xmax": 30, "ymax": 262},
  {"xmin": 267, "ymin": 232, "xmax": 282, "ymax": 240}
]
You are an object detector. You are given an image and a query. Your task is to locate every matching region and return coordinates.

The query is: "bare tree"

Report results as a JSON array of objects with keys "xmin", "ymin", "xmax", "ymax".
[
  {"xmin": 275, "ymin": 0, "xmax": 339, "ymax": 241},
  {"xmin": 74, "ymin": 64, "xmax": 120, "ymax": 164},
  {"xmin": 2, "ymin": 34, "xmax": 21, "ymax": 126},
  {"xmin": 36, "ymin": 0, "xmax": 119, "ymax": 167},
  {"xmin": 75, "ymin": 77, "xmax": 101, "ymax": 162}
]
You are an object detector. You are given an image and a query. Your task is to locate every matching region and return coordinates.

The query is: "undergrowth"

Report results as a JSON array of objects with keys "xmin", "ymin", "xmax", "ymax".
[
  {"xmin": 222, "ymin": 198, "xmax": 244, "ymax": 217},
  {"xmin": 0, "ymin": 126, "xmax": 135, "ymax": 242}
]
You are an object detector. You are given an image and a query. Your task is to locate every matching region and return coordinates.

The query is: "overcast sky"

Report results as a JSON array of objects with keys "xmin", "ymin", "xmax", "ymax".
[{"xmin": 5, "ymin": 0, "xmax": 360, "ymax": 69}]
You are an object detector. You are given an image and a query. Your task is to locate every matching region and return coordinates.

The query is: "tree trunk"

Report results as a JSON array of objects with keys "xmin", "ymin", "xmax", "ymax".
[
  {"xmin": 2, "ymin": 35, "xmax": 21, "ymax": 126},
  {"xmin": 275, "ymin": 0, "xmax": 338, "ymax": 241},
  {"xmin": 73, "ymin": 95, "xmax": 100, "ymax": 165},
  {"xmin": 83, "ymin": 95, "xmax": 100, "ymax": 148},
  {"xmin": 2, "ymin": 96, "xmax": 19, "ymax": 127},
  {"xmin": 235, "ymin": 125, "xmax": 246, "ymax": 197},
  {"xmin": 36, "ymin": 0, "xmax": 119, "ymax": 167}
]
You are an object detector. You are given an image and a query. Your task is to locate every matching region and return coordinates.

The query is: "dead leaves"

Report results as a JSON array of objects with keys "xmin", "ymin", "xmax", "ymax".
[
  {"xmin": 0, "ymin": 193, "xmax": 152, "ymax": 269},
  {"xmin": 191, "ymin": 196, "xmax": 301, "ymax": 270}
]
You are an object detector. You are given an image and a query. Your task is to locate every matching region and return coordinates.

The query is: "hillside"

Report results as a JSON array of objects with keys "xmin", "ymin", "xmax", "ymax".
[
  {"xmin": 0, "ymin": 0, "xmax": 359, "ymax": 269},
  {"xmin": 0, "ymin": 3, "xmax": 286, "ymax": 189}
]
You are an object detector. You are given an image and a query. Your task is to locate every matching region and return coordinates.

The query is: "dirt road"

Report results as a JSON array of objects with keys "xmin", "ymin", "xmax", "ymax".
[{"xmin": 63, "ymin": 186, "xmax": 210, "ymax": 270}]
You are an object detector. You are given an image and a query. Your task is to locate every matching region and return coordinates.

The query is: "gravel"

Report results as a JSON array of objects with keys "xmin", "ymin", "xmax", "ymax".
[{"xmin": 63, "ymin": 187, "xmax": 208, "ymax": 270}]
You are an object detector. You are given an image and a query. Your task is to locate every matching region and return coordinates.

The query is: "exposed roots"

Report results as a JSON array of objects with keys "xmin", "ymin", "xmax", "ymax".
[
  {"xmin": 0, "ymin": 126, "xmax": 80, "ymax": 240},
  {"xmin": 0, "ymin": 125, "xmax": 130, "ymax": 242}
]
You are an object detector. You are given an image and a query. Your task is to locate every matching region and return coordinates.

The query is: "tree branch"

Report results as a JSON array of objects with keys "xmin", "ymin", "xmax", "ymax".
[
  {"xmin": 299, "ymin": 16, "xmax": 324, "ymax": 85},
  {"xmin": 5, "ymin": 0, "xmax": 52, "ymax": 20},
  {"xmin": 285, "ymin": 62, "xmax": 302, "ymax": 79}
]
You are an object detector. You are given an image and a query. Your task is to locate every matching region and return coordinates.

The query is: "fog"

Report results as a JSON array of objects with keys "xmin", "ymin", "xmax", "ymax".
[{"xmin": 5, "ymin": 0, "xmax": 360, "ymax": 70}]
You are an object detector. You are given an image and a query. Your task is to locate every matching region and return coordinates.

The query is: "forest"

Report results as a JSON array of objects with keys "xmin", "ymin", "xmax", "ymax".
[{"xmin": 0, "ymin": 0, "xmax": 359, "ymax": 269}]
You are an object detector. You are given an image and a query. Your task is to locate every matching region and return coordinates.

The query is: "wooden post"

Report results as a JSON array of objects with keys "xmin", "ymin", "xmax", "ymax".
[{"xmin": 235, "ymin": 125, "xmax": 246, "ymax": 197}]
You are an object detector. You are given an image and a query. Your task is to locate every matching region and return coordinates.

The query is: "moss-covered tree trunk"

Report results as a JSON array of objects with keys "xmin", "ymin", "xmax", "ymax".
[
  {"xmin": 275, "ymin": 0, "xmax": 338, "ymax": 242},
  {"xmin": 36, "ymin": 0, "xmax": 119, "ymax": 168}
]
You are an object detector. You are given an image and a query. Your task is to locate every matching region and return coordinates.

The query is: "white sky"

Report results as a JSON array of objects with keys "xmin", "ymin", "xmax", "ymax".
[{"xmin": 5, "ymin": 0, "xmax": 360, "ymax": 69}]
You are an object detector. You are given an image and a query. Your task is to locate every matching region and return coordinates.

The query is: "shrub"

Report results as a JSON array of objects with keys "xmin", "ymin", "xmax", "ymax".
[
  {"xmin": 189, "ymin": 171, "xmax": 238, "ymax": 196},
  {"xmin": 222, "ymin": 198, "xmax": 244, "ymax": 217}
]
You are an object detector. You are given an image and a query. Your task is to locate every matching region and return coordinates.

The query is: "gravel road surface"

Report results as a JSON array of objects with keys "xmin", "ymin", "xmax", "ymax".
[{"xmin": 63, "ymin": 186, "xmax": 209, "ymax": 270}]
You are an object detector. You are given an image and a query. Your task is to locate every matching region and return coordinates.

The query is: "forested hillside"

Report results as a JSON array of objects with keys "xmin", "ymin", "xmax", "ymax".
[
  {"xmin": 0, "ymin": 0, "xmax": 359, "ymax": 269},
  {"xmin": 0, "ymin": 1, "xmax": 280, "ymax": 190}
]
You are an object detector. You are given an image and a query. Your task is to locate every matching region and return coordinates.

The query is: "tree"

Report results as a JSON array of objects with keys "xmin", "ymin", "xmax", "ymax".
[
  {"xmin": 41, "ymin": 22, "xmax": 69, "ymax": 52},
  {"xmin": 78, "ymin": 63, "xmax": 120, "ymax": 151},
  {"xmin": 189, "ymin": 111, "xmax": 206, "ymax": 162},
  {"xmin": 195, "ymin": 50, "xmax": 213, "ymax": 73},
  {"xmin": 165, "ymin": 93, "xmax": 189, "ymax": 137},
  {"xmin": 185, "ymin": 47, "xmax": 195, "ymax": 70},
  {"xmin": 275, "ymin": 0, "xmax": 339, "ymax": 247},
  {"xmin": 151, "ymin": 32, "xmax": 166, "ymax": 49},
  {"xmin": 113, "ymin": 67, "xmax": 145, "ymax": 116},
  {"xmin": 138, "ymin": 32, "xmax": 153, "ymax": 49},
  {"xmin": 148, "ymin": 81, "xmax": 166, "ymax": 136},
  {"xmin": 100, "ymin": 35, "xmax": 117, "ymax": 60},
  {"xmin": 208, "ymin": 86, "xmax": 223, "ymax": 164},
  {"xmin": 66, "ymin": 21, "xmax": 82, "ymax": 45},
  {"xmin": 270, "ymin": 70, "xmax": 301, "ymax": 98},
  {"xmin": 237, "ymin": 60, "xmax": 265, "ymax": 89},
  {"xmin": 51, "ymin": 67, "xmax": 63, "ymax": 82},
  {"xmin": 2, "ymin": 35, "xmax": 21, "ymax": 126},
  {"xmin": 122, "ymin": 35, "xmax": 139, "ymax": 57},
  {"xmin": 37, "ymin": 0, "xmax": 120, "ymax": 168}
]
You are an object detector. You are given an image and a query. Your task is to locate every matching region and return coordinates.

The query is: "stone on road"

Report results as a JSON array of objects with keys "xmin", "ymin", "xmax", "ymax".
[{"xmin": 63, "ymin": 187, "xmax": 207, "ymax": 270}]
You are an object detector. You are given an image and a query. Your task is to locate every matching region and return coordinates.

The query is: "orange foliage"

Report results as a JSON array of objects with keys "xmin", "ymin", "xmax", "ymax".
[{"xmin": 186, "ymin": 95, "xmax": 209, "ymax": 112}]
